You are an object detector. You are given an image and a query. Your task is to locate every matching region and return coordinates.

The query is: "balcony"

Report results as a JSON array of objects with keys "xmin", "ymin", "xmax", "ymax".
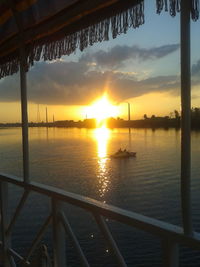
[{"xmin": 0, "ymin": 0, "xmax": 200, "ymax": 266}]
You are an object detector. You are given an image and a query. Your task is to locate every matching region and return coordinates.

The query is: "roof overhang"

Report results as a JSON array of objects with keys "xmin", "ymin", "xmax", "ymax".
[{"xmin": 0, "ymin": 0, "xmax": 199, "ymax": 79}]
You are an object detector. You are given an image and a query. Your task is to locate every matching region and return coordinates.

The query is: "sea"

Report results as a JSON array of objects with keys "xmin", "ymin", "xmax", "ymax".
[{"xmin": 0, "ymin": 127, "xmax": 200, "ymax": 266}]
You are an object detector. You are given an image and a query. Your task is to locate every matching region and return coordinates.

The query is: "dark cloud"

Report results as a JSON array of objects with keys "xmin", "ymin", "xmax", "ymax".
[{"xmin": 80, "ymin": 44, "xmax": 180, "ymax": 68}]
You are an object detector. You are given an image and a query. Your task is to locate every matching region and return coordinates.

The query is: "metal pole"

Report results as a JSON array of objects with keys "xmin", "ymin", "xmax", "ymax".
[
  {"xmin": 46, "ymin": 107, "xmax": 48, "ymax": 124},
  {"xmin": 127, "ymin": 103, "xmax": 131, "ymax": 121},
  {"xmin": 37, "ymin": 104, "xmax": 40, "ymax": 123},
  {"xmin": 180, "ymin": 0, "xmax": 193, "ymax": 235},
  {"xmin": 20, "ymin": 46, "xmax": 29, "ymax": 183}
]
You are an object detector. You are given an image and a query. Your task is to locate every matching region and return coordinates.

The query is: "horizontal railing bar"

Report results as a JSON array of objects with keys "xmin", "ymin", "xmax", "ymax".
[
  {"xmin": 59, "ymin": 211, "xmax": 90, "ymax": 267},
  {"xmin": 26, "ymin": 214, "xmax": 52, "ymax": 260},
  {"xmin": 1, "ymin": 173, "xmax": 200, "ymax": 251},
  {"xmin": 8, "ymin": 248, "xmax": 30, "ymax": 266},
  {"xmin": 7, "ymin": 190, "xmax": 29, "ymax": 236},
  {"xmin": 94, "ymin": 213, "xmax": 127, "ymax": 267}
]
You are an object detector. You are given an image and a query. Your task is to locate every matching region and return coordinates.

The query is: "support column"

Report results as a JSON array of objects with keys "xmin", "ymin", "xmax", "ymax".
[
  {"xmin": 180, "ymin": 0, "xmax": 193, "ymax": 235},
  {"xmin": 19, "ymin": 46, "xmax": 29, "ymax": 183}
]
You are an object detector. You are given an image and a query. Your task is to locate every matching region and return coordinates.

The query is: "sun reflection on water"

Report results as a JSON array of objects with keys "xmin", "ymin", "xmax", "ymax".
[
  {"xmin": 94, "ymin": 126, "xmax": 110, "ymax": 158},
  {"xmin": 94, "ymin": 126, "xmax": 111, "ymax": 200}
]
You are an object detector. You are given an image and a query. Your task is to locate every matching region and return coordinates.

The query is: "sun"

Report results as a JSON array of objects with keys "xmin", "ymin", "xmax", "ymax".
[{"xmin": 84, "ymin": 94, "xmax": 119, "ymax": 125}]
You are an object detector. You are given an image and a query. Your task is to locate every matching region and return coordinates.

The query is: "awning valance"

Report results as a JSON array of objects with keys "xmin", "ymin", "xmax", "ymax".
[
  {"xmin": 156, "ymin": 0, "xmax": 199, "ymax": 21},
  {"xmin": 0, "ymin": 0, "xmax": 199, "ymax": 79}
]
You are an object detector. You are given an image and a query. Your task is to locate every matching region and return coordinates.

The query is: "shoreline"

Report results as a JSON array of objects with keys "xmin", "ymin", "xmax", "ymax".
[{"xmin": 0, "ymin": 117, "xmax": 200, "ymax": 130}]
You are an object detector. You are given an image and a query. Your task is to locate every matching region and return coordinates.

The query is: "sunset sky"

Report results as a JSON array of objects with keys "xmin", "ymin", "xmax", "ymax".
[{"xmin": 1, "ymin": 1, "xmax": 200, "ymax": 123}]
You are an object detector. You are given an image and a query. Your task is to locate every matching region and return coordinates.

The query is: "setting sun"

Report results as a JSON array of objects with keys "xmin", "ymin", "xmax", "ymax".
[{"xmin": 84, "ymin": 94, "xmax": 119, "ymax": 125}]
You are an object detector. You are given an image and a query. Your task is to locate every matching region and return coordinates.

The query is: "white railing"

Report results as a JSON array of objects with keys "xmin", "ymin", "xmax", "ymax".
[{"xmin": 1, "ymin": 173, "xmax": 200, "ymax": 267}]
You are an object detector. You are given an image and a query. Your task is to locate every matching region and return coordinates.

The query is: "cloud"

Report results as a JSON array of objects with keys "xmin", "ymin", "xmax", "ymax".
[
  {"xmin": 0, "ymin": 61, "xmax": 180, "ymax": 105},
  {"xmin": 0, "ymin": 61, "xmax": 106, "ymax": 105},
  {"xmin": 192, "ymin": 60, "xmax": 200, "ymax": 76},
  {"xmin": 104, "ymin": 72, "xmax": 180, "ymax": 101},
  {"xmin": 80, "ymin": 44, "xmax": 180, "ymax": 68},
  {"xmin": 0, "ymin": 75, "xmax": 20, "ymax": 101},
  {"xmin": 2, "ymin": 43, "xmax": 200, "ymax": 107},
  {"xmin": 192, "ymin": 94, "xmax": 200, "ymax": 100}
]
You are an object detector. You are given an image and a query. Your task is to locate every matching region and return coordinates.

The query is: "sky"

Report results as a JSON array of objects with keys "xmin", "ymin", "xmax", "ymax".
[{"xmin": 1, "ymin": 1, "xmax": 200, "ymax": 123}]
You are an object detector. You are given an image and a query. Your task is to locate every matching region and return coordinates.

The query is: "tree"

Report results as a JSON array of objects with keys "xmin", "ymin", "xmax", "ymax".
[
  {"xmin": 174, "ymin": 110, "xmax": 180, "ymax": 119},
  {"xmin": 144, "ymin": 114, "xmax": 148, "ymax": 120},
  {"xmin": 194, "ymin": 107, "xmax": 200, "ymax": 118}
]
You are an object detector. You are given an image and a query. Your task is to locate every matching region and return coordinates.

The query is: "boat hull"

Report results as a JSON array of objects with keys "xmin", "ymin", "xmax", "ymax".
[{"xmin": 110, "ymin": 152, "xmax": 136, "ymax": 158}]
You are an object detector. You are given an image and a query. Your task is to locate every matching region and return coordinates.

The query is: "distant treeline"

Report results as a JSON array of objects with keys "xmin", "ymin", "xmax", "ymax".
[
  {"xmin": 1, "ymin": 108, "xmax": 200, "ymax": 129},
  {"xmin": 106, "ymin": 108, "xmax": 200, "ymax": 129}
]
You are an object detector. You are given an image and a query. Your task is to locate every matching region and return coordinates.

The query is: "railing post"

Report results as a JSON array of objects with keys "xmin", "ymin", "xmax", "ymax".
[
  {"xmin": 162, "ymin": 239, "xmax": 179, "ymax": 267},
  {"xmin": 0, "ymin": 181, "xmax": 11, "ymax": 266},
  {"xmin": 180, "ymin": 0, "xmax": 193, "ymax": 235},
  {"xmin": 52, "ymin": 199, "xmax": 66, "ymax": 267}
]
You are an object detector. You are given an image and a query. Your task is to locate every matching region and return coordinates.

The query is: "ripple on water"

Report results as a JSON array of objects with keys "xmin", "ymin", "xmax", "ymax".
[{"xmin": 0, "ymin": 127, "xmax": 200, "ymax": 266}]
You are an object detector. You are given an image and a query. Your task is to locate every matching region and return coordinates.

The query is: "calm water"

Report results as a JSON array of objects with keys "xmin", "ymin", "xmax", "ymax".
[{"xmin": 1, "ymin": 127, "xmax": 200, "ymax": 266}]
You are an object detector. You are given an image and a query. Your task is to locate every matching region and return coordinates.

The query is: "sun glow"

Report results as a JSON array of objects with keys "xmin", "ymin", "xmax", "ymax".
[{"xmin": 84, "ymin": 94, "xmax": 119, "ymax": 125}]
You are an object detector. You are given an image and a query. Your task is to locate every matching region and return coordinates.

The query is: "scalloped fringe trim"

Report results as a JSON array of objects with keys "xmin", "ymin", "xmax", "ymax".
[
  {"xmin": 156, "ymin": 0, "xmax": 199, "ymax": 21},
  {"xmin": 0, "ymin": 1, "xmax": 144, "ymax": 79}
]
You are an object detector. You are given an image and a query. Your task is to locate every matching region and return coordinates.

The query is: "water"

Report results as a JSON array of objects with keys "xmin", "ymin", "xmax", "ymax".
[{"xmin": 0, "ymin": 127, "xmax": 200, "ymax": 266}]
